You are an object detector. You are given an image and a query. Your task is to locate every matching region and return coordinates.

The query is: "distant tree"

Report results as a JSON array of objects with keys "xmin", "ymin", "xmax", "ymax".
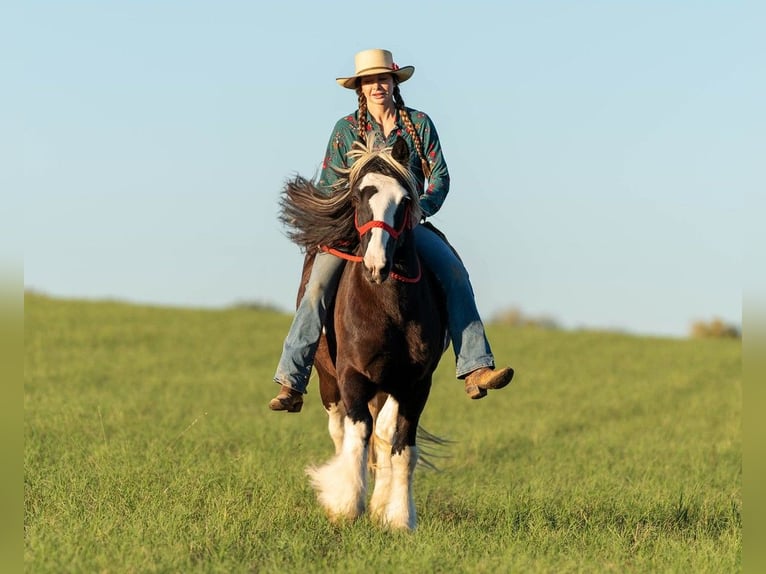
[
  {"xmin": 689, "ymin": 318, "xmax": 741, "ymax": 339},
  {"xmin": 490, "ymin": 307, "xmax": 560, "ymax": 330},
  {"xmin": 230, "ymin": 300, "xmax": 284, "ymax": 313}
]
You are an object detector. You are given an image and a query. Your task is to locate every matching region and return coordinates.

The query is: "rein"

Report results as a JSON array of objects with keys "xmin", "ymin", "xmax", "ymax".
[{"xmin": 320, "ymin": 202, "xmax": 421, "ymax": 283}]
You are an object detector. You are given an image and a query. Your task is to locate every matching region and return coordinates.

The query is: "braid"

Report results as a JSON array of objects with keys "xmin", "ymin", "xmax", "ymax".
[
  {"xmin": 393, "ymin": 85, "xmax": 432, "ymax": 179},
  {"xmin": 355, "ymin": 84, "xmax": 368, "ymax": 142}
]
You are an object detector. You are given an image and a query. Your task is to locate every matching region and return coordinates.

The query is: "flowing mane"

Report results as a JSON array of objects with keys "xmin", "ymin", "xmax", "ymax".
[{"xmin": 279, "ymin": 136, "xmax": 422, "ymax": 252}]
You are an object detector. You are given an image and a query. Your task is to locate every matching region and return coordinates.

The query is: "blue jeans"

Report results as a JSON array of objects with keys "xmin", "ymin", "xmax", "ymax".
[{"xmin": 273, "ymin": 225, "xmax": 495, "ymax": 393}]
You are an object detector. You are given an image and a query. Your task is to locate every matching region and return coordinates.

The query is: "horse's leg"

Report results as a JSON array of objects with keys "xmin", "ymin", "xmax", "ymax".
[
  {"xmin": 316, "ymin": 338, "xmax": 344, "ymax": 454},
  {"xmin": 380, "ymin": 422, "xmax": 419, "ymax": 530},
  {"xmin": 378, "ymin": 379, "xmax": 432, "ymax": 531},
  {"xmin": 325, "ymin": 402, "xmax": 346, "ymax": 455},
  {"xmin": 369, "ymin": 394, "xmax": 397, "ymax": 519},
  {"xmin": 306, "ymin": 374, "xmax": 373, "ymax": 522},
  {"xmin": 367, "ymin": 392, "xmax": 387, "ymax": 470}
]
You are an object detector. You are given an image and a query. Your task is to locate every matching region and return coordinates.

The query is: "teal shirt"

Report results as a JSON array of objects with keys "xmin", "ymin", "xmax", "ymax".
[{"xmin": 318, "ymin": 107, "xmax": 450, "ymax": 218}]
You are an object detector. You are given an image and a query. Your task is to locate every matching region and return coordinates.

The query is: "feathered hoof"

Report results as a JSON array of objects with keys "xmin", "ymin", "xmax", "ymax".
[{"xmin": 306, "ymin": 461, "xmax": 366, "ymax": 522}]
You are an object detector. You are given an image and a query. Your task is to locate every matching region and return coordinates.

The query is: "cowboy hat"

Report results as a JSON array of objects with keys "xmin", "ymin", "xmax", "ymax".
[{"xmin": 336, "ymin": 49, "xmax": 414, "ymax": 89}]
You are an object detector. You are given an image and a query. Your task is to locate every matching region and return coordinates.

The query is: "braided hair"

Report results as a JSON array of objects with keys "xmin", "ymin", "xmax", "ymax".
[
  {"xmin": 393, "ymin": 84, "xmax": 432, "ymax": 179},
  {"xmin": 354, "ymin": 80, "xmax": 432, "ymax": 179},
  {"xmin": 355, "ymin": 86, "xmax": 369, "ymax": 142}
]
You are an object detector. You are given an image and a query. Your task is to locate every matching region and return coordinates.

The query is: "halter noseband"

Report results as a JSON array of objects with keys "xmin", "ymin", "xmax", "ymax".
[{"xmin": 354, "ymin": 201, "xmax": 411, "ymax": 239}]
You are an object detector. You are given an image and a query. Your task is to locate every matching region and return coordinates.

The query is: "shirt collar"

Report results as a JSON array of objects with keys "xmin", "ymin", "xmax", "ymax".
[{"xmin": 364, "ymin": 109, "xmax": 402, "ymax": 130}]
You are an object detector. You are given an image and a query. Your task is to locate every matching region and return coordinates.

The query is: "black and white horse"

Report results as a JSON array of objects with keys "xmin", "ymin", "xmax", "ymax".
[{"xmin": 280, "ymin": 136, "xmax": 446, "ymax": 529}]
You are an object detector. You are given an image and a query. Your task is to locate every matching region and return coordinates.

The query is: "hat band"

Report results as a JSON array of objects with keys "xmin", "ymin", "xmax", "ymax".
[{"xmin": 354, "ymin": 65, "xmax": 398, "ymax": 76}]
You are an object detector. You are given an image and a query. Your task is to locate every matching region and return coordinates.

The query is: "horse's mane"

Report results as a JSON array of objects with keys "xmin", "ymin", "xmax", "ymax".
[{"xmin": 279, "ymin": 136, "xmax": 422, "ymax": 252}]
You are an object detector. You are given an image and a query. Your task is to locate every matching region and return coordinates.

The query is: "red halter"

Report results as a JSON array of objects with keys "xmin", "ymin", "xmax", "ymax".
[
  {"xmin": 320, "ymin": 202, "xmax": 421, "ymax": 283},
  {"xmin": 354, "ymin": 201, "xmax": 411, "ymax": 239}
]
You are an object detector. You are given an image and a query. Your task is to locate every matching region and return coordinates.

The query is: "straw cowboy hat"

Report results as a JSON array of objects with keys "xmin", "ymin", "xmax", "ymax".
[{"xmin": 336, "ymin": 49, "xmax": 415, "ymax": 89}]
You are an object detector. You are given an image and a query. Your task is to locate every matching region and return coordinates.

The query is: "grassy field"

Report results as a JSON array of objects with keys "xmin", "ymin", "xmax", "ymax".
[{"xmin": 24, "ymin": 293, "xmax": 741, "ymax": 573}]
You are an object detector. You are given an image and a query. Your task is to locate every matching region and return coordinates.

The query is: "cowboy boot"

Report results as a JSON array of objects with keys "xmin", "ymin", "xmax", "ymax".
[
  {"xmin": 268, "ymin": 385, "xmax": 304, "ymax": 412},
  {"xmin": 464, "ymin": 366, "xmax": 514, "ymax": 400}
]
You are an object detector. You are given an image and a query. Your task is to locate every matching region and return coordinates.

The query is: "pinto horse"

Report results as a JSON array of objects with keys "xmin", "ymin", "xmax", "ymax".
[{"xmin": 279, "ymin": 136, "xmax": 447, "ymax": 530}]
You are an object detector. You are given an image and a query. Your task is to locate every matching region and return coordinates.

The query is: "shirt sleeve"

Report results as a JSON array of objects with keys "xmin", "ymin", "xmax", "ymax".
[
  {"xmin": 318, "ymin": 116, "xmax": 356, "ymax": 194},
  {"xmin": 417, "ymin": 113, "xmax": 450, "ymax": 218}
]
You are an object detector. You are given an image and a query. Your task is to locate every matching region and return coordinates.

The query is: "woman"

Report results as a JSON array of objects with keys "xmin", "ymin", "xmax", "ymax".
[{"xmin": 270, "ymin": 49, "xmax": 513, "ymax": 412}]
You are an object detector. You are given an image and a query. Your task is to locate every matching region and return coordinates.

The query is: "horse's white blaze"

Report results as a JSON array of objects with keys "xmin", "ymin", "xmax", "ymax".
[
  {"xmin": 306, "ymin": 417, "xmax": 368, "ymax": 521},
  {"xmin": 369, "ymin": 396, "xmax": 398, "ymax": 517},
  {"xmin": 359, "ymin": 172, "xmax": 407, "ymax": 276},
  {"xmin": 326, "ymin": 402, "xmax": 346, "ymax": 455},
  {"xmin": 365, "ymin": 228, "xmax": 387, "ymax": 276}
]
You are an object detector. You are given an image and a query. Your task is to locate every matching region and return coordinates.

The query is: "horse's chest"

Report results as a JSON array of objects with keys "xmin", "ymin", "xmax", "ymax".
[
  {"xmin": 338, "ymin": 312, "xmax": 438, "ymax": 371},
  {"xmin": 333, "ymin": 276, "xmax": 443, "ymax": 381}
]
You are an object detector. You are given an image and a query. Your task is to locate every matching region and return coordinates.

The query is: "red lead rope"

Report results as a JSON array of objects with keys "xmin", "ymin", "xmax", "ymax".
[
  {"xmin": 318, "ymin": 245, "xmax": 422, "ymax": 283},
  {"xmin": 391, "ymin": 257, "xmax": 422, "ymax": 283}
]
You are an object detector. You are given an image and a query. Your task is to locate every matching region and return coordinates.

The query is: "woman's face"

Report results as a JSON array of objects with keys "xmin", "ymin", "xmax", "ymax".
[{"xmin": 360, "ymin": 73, "xmax": 395, "ymax": 105}]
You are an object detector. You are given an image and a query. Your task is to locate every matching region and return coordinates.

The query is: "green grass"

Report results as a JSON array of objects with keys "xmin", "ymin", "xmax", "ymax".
[{"xmin": 24, "ymin": 293, "xmax": 741, "ymax": 573}]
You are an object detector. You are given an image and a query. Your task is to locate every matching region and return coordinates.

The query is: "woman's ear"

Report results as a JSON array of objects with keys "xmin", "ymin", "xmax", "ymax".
[{"xmin": 391, "ymin": 136, "xmax": 409, "ymax": 165}]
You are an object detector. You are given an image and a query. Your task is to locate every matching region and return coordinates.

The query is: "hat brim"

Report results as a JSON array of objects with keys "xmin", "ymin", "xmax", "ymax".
[{"xmin": 336, "ymin": 65, "xmax": 414, "ymax": 89}]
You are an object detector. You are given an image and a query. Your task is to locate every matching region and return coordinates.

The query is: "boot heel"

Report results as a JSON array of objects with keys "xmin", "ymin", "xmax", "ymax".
[
  {"xmin": 269, "ymin": 386, "xmax": 304, "ymax": 412},
  {"xmin": 287, "ymin": 400, "xmax": 303, "ymax": 413},
  {"xmin": 465, "ymin": 383, "xmax": 487, "ymax": 400}
]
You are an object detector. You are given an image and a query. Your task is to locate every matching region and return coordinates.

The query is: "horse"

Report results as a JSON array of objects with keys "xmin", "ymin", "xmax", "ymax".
[{"xmin": 278, "ymin": 135, "xmax": 447, "ymax": 530}]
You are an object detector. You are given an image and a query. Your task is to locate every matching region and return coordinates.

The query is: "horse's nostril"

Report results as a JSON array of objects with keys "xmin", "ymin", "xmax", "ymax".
[{"xmin": 365, "ymin": 267, "xmax": 386, "ymax": 284}]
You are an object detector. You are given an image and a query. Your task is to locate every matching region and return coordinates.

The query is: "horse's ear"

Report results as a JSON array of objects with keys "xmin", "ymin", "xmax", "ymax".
[{"xmin": 391, "ymin": 136, "xmax": 409, "ymax": 165}]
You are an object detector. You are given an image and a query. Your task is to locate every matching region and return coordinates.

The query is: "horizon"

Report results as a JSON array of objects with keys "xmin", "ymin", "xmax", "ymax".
[{"xmin": 12, "ymin": 2, "xmax": 755, "ymax": 338}]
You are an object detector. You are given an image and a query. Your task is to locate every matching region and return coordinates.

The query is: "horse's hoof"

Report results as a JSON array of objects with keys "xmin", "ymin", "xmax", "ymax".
[{"xmin": 269, "ymin": 386, "xmax": 304, "ymax": 412}]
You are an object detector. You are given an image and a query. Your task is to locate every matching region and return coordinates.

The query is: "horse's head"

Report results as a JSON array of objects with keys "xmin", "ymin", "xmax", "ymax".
[{"xmin": 349, "ymin": 137, "xmax": 421, "ymax": 284}]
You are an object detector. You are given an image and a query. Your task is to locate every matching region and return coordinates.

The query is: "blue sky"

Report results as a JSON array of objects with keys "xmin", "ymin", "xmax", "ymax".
[{"xmin": 9, "ymin": 1, "xmax": 759, "ymax": 337}]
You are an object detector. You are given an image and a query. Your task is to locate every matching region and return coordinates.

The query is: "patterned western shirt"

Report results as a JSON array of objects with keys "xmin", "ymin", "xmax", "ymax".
[{"xmin": 318, "ymin": 107, "xmax": 450, "ymax": 218}]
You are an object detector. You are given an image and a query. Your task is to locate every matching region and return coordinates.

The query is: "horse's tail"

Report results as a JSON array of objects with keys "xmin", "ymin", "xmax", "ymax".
[
  {"xmin": 415, "ymin": 425, "xmax": 453, "ymax": 471},
  {"xmin": 367, "ymin": 422, "xmax": 452, "ymax": 473},
  {"xmin": 278, "ymin": 175, "xmax": 358, "ymax": 252}
]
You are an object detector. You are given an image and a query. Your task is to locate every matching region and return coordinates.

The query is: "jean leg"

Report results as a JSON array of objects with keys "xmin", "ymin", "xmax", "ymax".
[
  {"xmin": 273, "ymin": 252, "xmax": 345, "ymax": 393},
  {"xmin": 413, "ymin": 225, "xmax": 495, "ymax": 378}
]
